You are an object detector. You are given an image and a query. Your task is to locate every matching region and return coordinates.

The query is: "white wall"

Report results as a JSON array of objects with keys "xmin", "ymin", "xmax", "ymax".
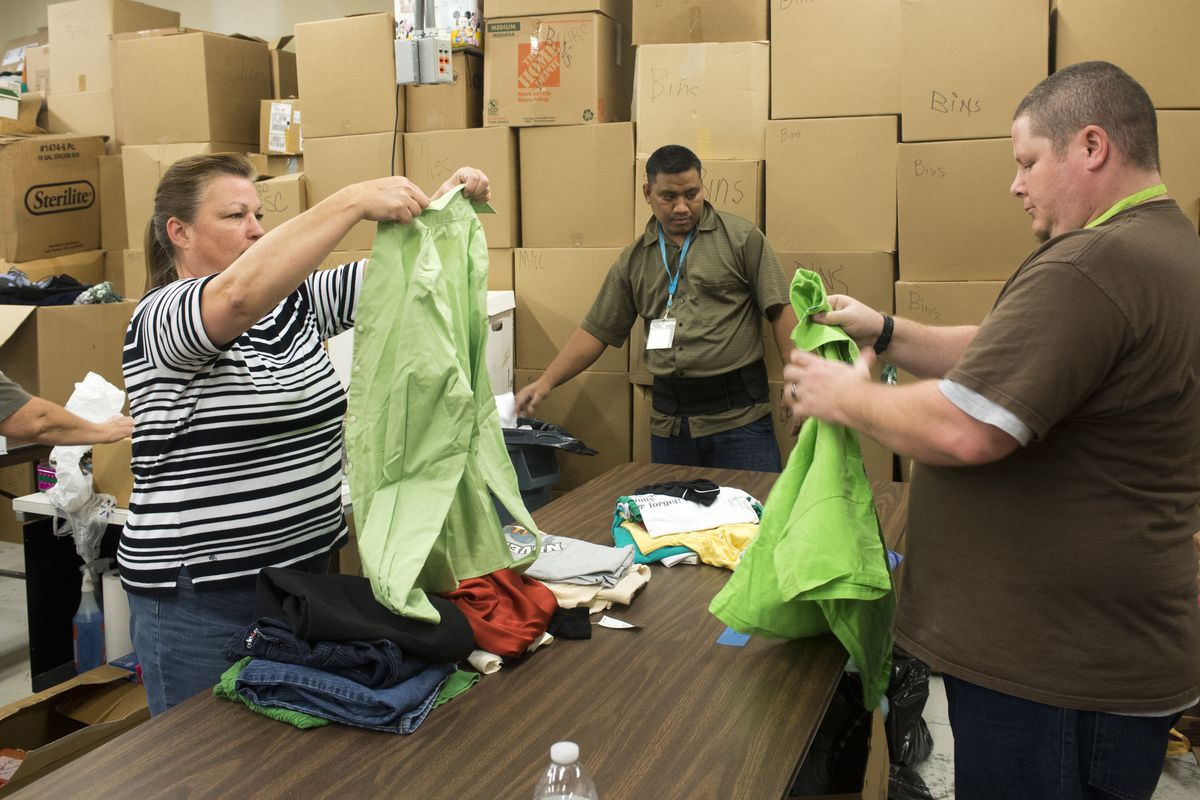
[{"xmin": 1, "ymin": 0, "xmax": 391, "ymax": 44}]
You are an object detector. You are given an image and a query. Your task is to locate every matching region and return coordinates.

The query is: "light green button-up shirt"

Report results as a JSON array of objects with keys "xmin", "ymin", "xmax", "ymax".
[{"xmin": 345, "ymin": 187, "xmax": 540, "ymax": 624}]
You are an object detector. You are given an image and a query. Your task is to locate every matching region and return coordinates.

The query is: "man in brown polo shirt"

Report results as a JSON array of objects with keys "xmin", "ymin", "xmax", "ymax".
[
  {"xmin": 515, "ymin": 145, "xmax": 797, "ymax": 471},
  {"xmin": 782, "ymin": 61, "xmax": 1200, "ymax": 799}
]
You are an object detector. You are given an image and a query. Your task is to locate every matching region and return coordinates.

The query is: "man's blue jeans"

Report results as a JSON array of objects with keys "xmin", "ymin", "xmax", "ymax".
[
  {"xmin": 128, "ymin": 568, "xmax": 258, "ymax": 716},
  {"xmin": 651, "ymin": 414, "xmax": 782, "ymax": 472},
  {"xmin": 944, "ymin": 675, "xmax": 1179, "ymax": 800}
]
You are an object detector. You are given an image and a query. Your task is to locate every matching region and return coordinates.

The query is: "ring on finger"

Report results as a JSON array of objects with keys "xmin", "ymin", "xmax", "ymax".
[{"xmin": 789, "ymin": 383, "xmax": 798, "ymax": 400}]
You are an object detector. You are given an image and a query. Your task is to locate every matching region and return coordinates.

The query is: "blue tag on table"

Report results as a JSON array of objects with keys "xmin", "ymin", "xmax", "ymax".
[{"xmin": 716, "ymin": 627, "xmax": 751, "ymax": 647}]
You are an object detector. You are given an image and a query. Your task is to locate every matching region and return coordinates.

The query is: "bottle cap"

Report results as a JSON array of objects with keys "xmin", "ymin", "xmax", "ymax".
[{"xmin": 550, "ymin": 742, "xmax": 579, "ymax": 765}]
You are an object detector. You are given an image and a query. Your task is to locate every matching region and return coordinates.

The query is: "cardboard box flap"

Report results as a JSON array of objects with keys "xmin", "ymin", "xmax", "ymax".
[
  {"xmin": 0, "ymin": 666, "xmax": 131, "ymax": 721},
  {"xmin": 271, "ymin": 35, "xmax": 294, "ymax": 51},
  {"xmin": 109, "ymin": 26, "xmax": 195, "ymax": 42},
  {"xmin": 0, "ymin": 306, "xmax": 36, "ymax": 350},
  {"xmin": 0, "ymin": 93, "xmax": 44, "ymax": 137},
  {"xmin": 230, "ymin": 33, "xmax": 268, "ymax": 44},
  {"xmin": 54, "ymin": 679, "xmax": 144, "ymax": 726}
]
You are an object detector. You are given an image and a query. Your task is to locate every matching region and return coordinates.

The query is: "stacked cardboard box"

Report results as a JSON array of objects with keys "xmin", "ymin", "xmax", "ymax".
[{"xmin": 44, "ymin": 0, "xmax": 180, "ymax": 153}]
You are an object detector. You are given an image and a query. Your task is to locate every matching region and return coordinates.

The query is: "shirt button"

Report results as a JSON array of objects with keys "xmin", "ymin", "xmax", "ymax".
[
  {"xmin": 352, "ymin": 363, "xmax": 361, "ymax": 373},
  {"xmin": 356, "ymin": 324, "xmax": 366, "ymax": 333},
  {"xmin": 347, "ymin": 415, "xmax": 358, "ymax": 424}
]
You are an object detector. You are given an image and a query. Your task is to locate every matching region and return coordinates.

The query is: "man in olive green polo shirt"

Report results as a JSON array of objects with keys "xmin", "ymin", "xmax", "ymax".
[
  {"xmin": 514, "ymin": 145, "xmax": 798, "ymax": 471},
  {"xmin": 0, "ymin": 370, "xmax": 132, "ymax": 445}
]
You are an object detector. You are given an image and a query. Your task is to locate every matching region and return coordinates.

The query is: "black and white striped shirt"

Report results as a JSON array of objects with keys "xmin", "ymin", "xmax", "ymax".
[{"xmin": 117, "ymin": 262, "xmax": 364, "ymax": 592}]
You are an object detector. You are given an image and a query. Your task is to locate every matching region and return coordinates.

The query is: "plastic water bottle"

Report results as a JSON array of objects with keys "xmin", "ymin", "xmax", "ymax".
[
  {"xmin": 532, "ymin": 741, "xmax": 599, "ymax": 800},
  {"xmin": 72, "ymin": 571, "xmax": 105, "ymax": 672}
]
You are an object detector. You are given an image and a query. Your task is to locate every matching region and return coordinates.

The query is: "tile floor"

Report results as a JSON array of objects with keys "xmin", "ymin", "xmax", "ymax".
[{"xmin": 0, "ymin": 539, "xmax": 1196, "ymax": 797}]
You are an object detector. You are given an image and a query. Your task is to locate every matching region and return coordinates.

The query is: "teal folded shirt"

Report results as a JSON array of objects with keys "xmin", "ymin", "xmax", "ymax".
[{"xmin": 709, "ymin": 268, "xmax": 896, "ymax": 709}]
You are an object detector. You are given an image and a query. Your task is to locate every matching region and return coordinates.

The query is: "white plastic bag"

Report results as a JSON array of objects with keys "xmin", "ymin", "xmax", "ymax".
[{"xmin": 45, "ymin": 372, "xmax": 126, "ymax": 569}]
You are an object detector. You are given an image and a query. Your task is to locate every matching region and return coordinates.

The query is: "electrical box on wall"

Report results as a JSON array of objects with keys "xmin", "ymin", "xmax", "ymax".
[{"xmin": 395, "ymin": 37, "xmax": 453, "ymax": 84}]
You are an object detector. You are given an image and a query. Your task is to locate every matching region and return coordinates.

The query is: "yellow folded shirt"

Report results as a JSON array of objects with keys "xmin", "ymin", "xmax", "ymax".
[{"xmin": 622, "ymin": 521, "xmax": 759, "ymax": 570}]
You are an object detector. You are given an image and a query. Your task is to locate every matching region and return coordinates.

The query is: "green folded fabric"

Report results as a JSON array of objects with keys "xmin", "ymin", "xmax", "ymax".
[
  {"xmin": 432, "ymin": 667, "xmax": 481, "ymax": 708},
  {"xmin": 709, "ymin": 268, "xmax": 896, "ymax": 709},
  {"xmin": 213, "ymin": 658, "xmax": 329, "ymax": 729},
  {"xmin": 345, "ymin": 186, "xmax": 540, "ymax": 624}
]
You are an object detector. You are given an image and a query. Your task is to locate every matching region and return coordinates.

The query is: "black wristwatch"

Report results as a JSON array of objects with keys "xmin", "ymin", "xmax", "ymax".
[{"xmin": 873, "ymin": 313, "xmax": 894, "ymax": 355}]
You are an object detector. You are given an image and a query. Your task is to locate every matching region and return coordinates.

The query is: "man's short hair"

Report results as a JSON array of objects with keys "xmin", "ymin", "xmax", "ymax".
[
  {"xmin": 646, "ymin": 145, "xmax": 702, "ymax": 183},
  {"xmin": 1014, "ymin": 60, "xmax": 1159, "ymax": 172}
]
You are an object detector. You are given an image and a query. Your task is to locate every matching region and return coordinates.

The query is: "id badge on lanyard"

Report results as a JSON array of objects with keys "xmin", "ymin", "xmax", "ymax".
[{"xmin": 646, "ymin": 226, "xmax": 693, "ymax": 351}]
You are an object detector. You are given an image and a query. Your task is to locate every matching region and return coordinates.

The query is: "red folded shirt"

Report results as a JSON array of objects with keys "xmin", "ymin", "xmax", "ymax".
[{"xmin": 442, "ymin": 569, "xmax": 557, "ymax": 658}]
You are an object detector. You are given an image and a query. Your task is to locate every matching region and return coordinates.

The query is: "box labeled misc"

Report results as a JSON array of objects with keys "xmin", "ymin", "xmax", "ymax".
[
  {"xmin": 484, "ymin": 12, "xmax": 633, "ymax": 127},
  {"xmin": 0, "ymin": 134, "xmax": 102, "ymax": 262}
]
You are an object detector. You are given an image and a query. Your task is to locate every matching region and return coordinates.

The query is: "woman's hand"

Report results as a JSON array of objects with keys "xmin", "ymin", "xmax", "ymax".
[
  {"xmin": 349, "ymin": 176, "xmax": 431, "ymax": 224},
  {"xmin": 432, "ymin": 167, "xmax": 491, "ymax": 203}
]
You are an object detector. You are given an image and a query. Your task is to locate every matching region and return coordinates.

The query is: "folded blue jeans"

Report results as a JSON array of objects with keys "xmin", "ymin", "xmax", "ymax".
[
  {"xmin": 224, "ymin": 619, "xmax": 430, "ymax": 689},
  {"xmin": 235, "ymin": 657, "xmax": 451, "ymax": 734}
]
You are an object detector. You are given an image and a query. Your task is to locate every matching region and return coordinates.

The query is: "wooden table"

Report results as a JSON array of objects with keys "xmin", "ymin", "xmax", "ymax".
[{"xmin": 11, "ymin": 463, "xmax": 907, "ymax": 800}]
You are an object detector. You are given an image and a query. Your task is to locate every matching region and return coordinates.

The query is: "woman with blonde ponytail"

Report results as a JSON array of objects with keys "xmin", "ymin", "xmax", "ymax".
[{"xmin": 119, "ymin": 151, "xmax": 490, "ymax": 715}]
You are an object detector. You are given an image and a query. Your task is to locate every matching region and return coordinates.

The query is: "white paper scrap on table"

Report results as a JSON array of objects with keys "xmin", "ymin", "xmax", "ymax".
[
  {"xmin": 660, "ymin": 552, "xmax": 699, "ymax": 567},
  {"xmin": 597, "ymin": 615, "xmax": 640, "ymax": 630}
]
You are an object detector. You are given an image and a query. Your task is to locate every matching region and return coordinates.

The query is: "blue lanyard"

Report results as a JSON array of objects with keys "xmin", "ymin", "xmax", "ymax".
[{"xmin": 657, "ymin": 224, "xmax": 695, "ymax": 317}]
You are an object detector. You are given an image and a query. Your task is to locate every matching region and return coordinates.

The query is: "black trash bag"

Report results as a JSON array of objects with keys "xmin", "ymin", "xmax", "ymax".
[
  {"xmin": 885, "ymin": 648, "xmax": 934, "ymax": 767},
  {"xmin": 888, "ymin": 763, "xmax": 934, "ymax": 800},
  {"xmin": 504, "ymin": 417, "xmax": 598, "ymax": 455},
  {"xmin": 790, "ymin": 673, "xmax": 874, "ymax": 796}
]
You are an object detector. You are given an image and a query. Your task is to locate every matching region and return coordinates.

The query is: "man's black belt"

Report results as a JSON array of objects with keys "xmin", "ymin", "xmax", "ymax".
[{"xmin": 652, "ymin": 361, "xmax": 770, "ymax": 417}]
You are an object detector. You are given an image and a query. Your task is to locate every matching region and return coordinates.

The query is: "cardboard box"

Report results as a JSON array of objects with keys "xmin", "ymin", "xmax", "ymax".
[
  {"xmin": 898, "ymin": 138, "xmax": 1036, "ymax": 281},
  {"xmin": 24, "ymin": 45, "xmax": 50, "ymax": 95},
  {"xmin": 405, "ymin": 52, "xmax": 483, "ymax": 133},
  {"xmin": 120, "ymin": 141, "xmax": 248, "ymax": 248},
  {"xmin": 633, "ymin": 0, "xmax": 767, "ymax": 44},
  {"xmin": 632, "ymin": 156, "xmax": 762, "ymax": 238},
  {"xmin": 259, "ymin": 99, "xmax": 302, "ymax": 156},
  {"xmin": 487, "ymin": 290, "xmax": 516, "ymax": 394},
  {"xmin": 1157, "ymin": 111, "xmax": 1200, "ymax": 229},
  {"xmin": 900, "ymin": 0, "xmax": 1048, "ymax": 142},
  {"xmin": 771, "ymin": 0, "xmax": 900, "ymax": 119},
  {"xmin": 295, "ymin": 13, "xmax": 401, "ymax": 139},
  {"xmin": 1, "ymin": 28, "xmax": 48, "ymax": 79},
  {"xmin": 0, "ymin": 664, "xmax": 147, "ymax": 796},
  {"xmin": 97, "ymin": 153, "xmax": 125, "ymax": 251},
  {"xmin": 514, "ymin": 247, "xmax": 627, "ymax": 372},
  {"xmin": 0, "ymin": 134, "xmax": 102, "ymax": 262},
  {"xmin": 303, "ymin": 132, "xmax": 403, "ymax": 251},
  {"xmin": 268, "ymin": 36, "xmax": 297, "ymax": 100},
  {"xmin": 91, "ymin": 437, "xmax": 131, "ymax": 506},
  {"xmin": 514, "ymin": 368, "xmax": 631, "ymax": 492},
  {"xmin": 1055, "ymin": 0, "xmax": 1200, "ymax": 110},
  {"xmin": 0, "ymin": 463, "xmax": 34, "ymax": 544},
  {"xmin": 45, "ymin": 90, "xmax": 115, "ymax": 152},
  {"xmin": 403, "ymin": 127, "xmax": 517, "ymax": 248},
  {"xmin": 254, "ymin": 172, "xmax": 306, "ymax": 233},
  {"xmin": 484, "ymin": 12, "xmax": 634, "ymax": 127},
  {"xmin": 894, "ymin": 280, "xmax": 1003, "ymax": 327},
  {"xmin": 486, "ymin": 1, "xmax": 632, "ymax": 28},
  {"xmin": 113, "ymin": 248, "xmax": 145, "ymax": 299},
  {"xmin": 114, "ymin": 31, "xmax": 270, "ymax": 147},
  {"xmin": 488, "ymin": 247, "xmax": 514, "ymax": 291},
  {"xmin": 770, "ymin": 380, "xmax": 895, "ymax": 485},
  {"xmin": 246, "ymin": 153, "xmax": 302, "ymax": 178},
  {"xmin": 521, "ymin": 122, "xmax": 632, "ymax": 247},
  {"xmin": 634, "ymin": 42, "xmax": 769, "ymax": 160},
  {"xmin": 47, "ymin": 0, "xmax": 179, "ymax": 93},
  {"xmin": 3, "ymin": 250, "xmax": 105, "ymax": 285},
  {"xmin": 0, "ymin": 92, "xmax": 45, "ymax": 138},
  {"xmin": 0, "ymin": 301, "xmax": 136, "ymax": 405},
  {"xmin": 765, "ymin": 117, "xmax": 897, "ymax": 252}
]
